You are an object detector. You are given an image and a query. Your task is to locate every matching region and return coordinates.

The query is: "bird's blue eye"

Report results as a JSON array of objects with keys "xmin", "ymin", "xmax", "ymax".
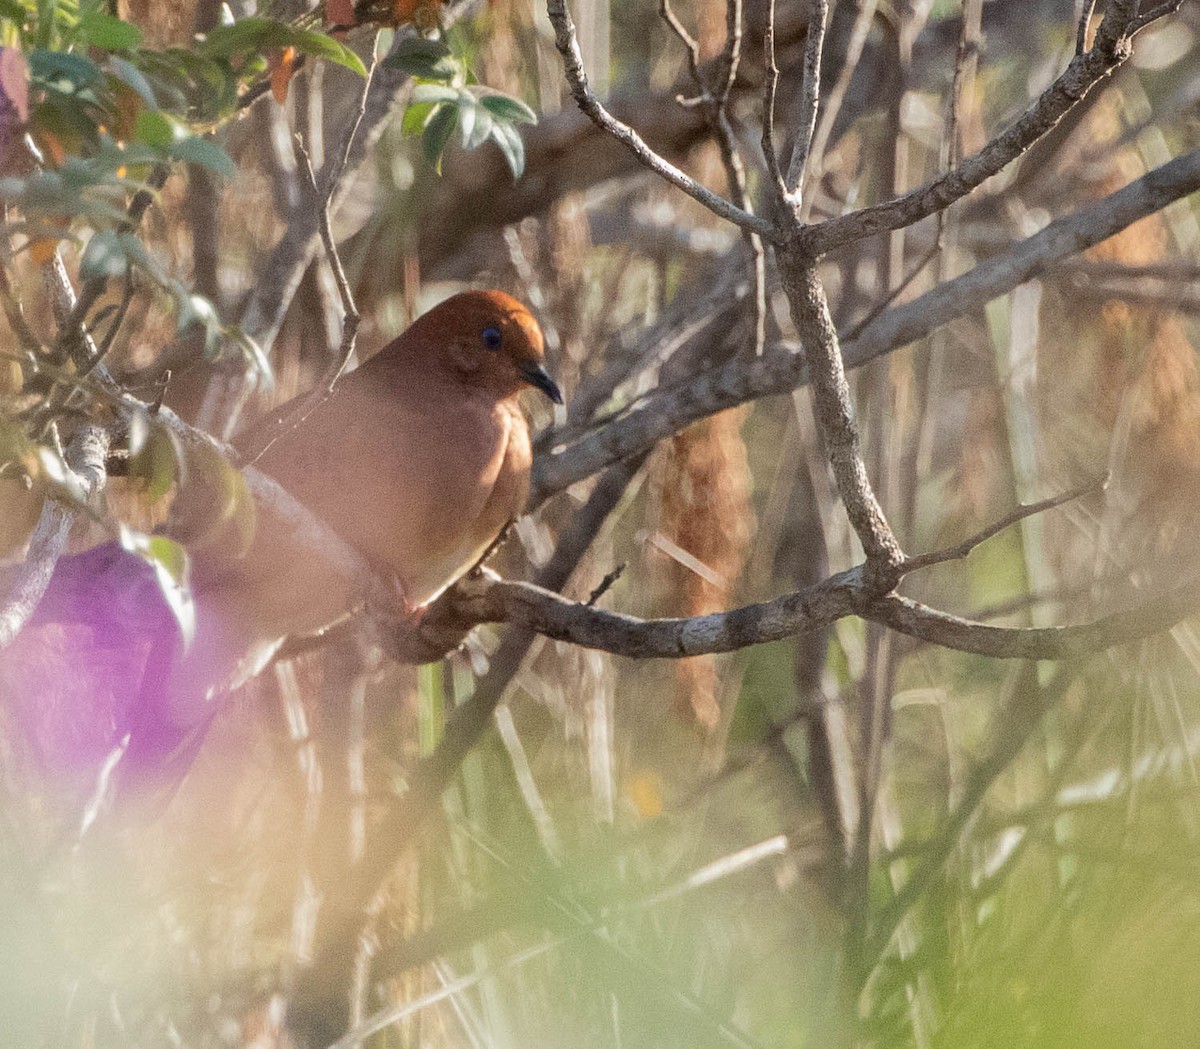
[{"xmin": 481, "ymin": 326, "xmax": 503, "ymax": 351}]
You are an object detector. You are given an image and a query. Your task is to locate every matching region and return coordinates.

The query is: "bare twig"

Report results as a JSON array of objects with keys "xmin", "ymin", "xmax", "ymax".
[
  {"xmin": 801, "ymin": 0, "xmax": 878, "ymax": 218},
  {"xmin": 841, "ymin": 240, "xmax": 940, "ymax": 342},
  {"xmin": 240, "ymin": 50, "xmax": 375, "ymax": 466},
  {"xmin": 660, "ymin": 0, "xmax": 766, "ymax": 352},
  {"xmin": 659, "ymin": 0, "xmax": 702, "ymax": 87},
  {"xmin": 772, "ymin": 254, "xmax": 903, "ymax": 580},
  {"xmin": 716, "ymin": 0, "xmax": 744, "ymax": 105},
  {"xmin": 1075, "ymin": 0, "xmax": 1098, "ymax": 54},
  {"xmin": 901, "ymin": 475, "xmax": 1108, "ymax": 574},
  {"xmin": 761, "ymin": 0, "xmax": 788, "ymax": 199},
  {"xmin": 438, "ymin": 559, "xmax": 1200, "ymax": 663},
  {"xmin": 532, "ymin": 147, "xmax": 1200, "ymax": 502},
  {"xmin": 795, "ymin": 1, "xmax": 1167, "ymax": 256},
  {"xmin": 0, "ymin": 254, "xmax": 43, "ymax": 357},
  {"xmin": 783, "ymin": 0, "xmax": 829, "ymax": 200},
  {"xmin": 545, "ymin": 0, "xmax": 776, "ymax": 240},
  {"xmin": 80, "ymin": 275, "xmax": 137, "ymax": 378},
  {"xmin": 1129, "ymin": 1, "xmax": 1187, "ymax": 34},
  {"xmin": 586, "ymin": 563, "xmax": 626, "ymax": 606}
]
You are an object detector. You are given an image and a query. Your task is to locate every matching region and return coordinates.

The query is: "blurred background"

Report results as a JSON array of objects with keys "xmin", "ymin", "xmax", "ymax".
[{"xmin": 2, "ymin": 0, "xmax": 1200, "ymax": 1046}]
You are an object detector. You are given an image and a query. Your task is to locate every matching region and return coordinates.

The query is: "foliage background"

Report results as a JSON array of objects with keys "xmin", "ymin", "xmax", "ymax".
[{"xmin": 2, "ymin": 1, "xmax": 1200, "ymax": 1047}]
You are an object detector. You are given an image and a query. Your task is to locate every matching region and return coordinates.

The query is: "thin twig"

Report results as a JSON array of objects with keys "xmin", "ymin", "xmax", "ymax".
[
  {"xmin": 1075, "ymin": 0, "xmax": 1097, "ymax": 54},
  {"xmin": 783, "ymin": 0, "xmax": 829, "ymax": 200},
  {"xmin": 842, "ymin": 241, "xmax": 940, "ymax": 342},
  {"xmin": 659, "ymin": 0, "xmax": 702, "ymax": 87},
  {"xmin": 796, "ymin": 0, "xmax": 1167, "ymax": 256},
  {"xmin": 0, "ymin": 259, "xmax": 42, "ymax": 358},
  {"xmin": 586, "ymin": 563, "xmax": 626, "ymax": 606},
  {"xmin": 1129, "ymin": 0, "xmax": 1187, "ymax": 34},
  {"xmin": 800, "ymin": 0, "xmax": 878, "ymax": 221},
  {"xmin": 80, "ymin": 275, "xmax": 137, "ymax": 379},
  {"xmin": 716, "ymin": 0, "xmax": 744, "ymax": 105},
  {"xmin": 240, "ymin": 44, "xmax": 375, "ymax": 466},
  {"xmin": 761, "ymin": 0, "xmax": 788, "ymax": 201},
  {"xmin": 545, "ymin": 0, "xmax": 776, "ymax": 240},
  {"xmin": 660, "ymin": 0, "xmax": 766, "ymax": 353},
  {"xmin": 901, "ymin": 475, "xmax": 1108, "ymax": 575}
]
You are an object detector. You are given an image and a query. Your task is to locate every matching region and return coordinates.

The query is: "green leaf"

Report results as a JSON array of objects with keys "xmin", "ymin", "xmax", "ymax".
[
  {"xmin": 201, "ymin": 18, "xmax": 367, "ymax": 76},
  {"xmin": 132, "ymin": 107, "xmax": 181, "ymax": 148},
  {"xmin": 199, "ymin": 16, "xmax": 281, "ymax": 55},
  {"xmin": 0, "ymin": 1, "xmax": 28, "ymax": 25},
  {"xmin": 79, "ymin": 229, "xmax": 129, "ymax": 280},
  {"xmin": 119, "ymin": 526, "xmax": 195, "ymax": 649},
  {"xmin": 460, "ymin": 94, "xmax": 493, "ymax": 151},
  {"xmin": 28, "ymin": 50, "xmax": 100, "ymax": 91},
  {"xmin": 383, "ymin": 35, "xmax": 455, "ymax": 81},
  {"xmin": 78, "ymin": 12, "xmax": 143, "ymax": 50},
  {"xmin": 275, "ymin": 26, "xmax": 368, "ymax": 76},
  {"xmin": 400, "ymin": 99, "xmax": 434, "ymax": 136},
  {"xmin": 127, "ymin": 422, "xmax": 181, "ymax": 503},
  {"xmin": 490, "ymin": 119, "xmax": 525, "ymax": 180},
  {"xmin": 411, "ymin": 82, "xmax": 458, "ymax": 105},
  {"xmin": 105, "ymin": 55, "xmax": 157, "ymax": 106},
  {"xmin": 170, "ymin": 134, "xmax": 236, "ymax": 177},
  {"xmin": 477, "ymin": 90, "xmax": 538, "ymax": 126},
  {"xmin": 422, "ymin": 102, "xmax": 456, "ymax": 174}
]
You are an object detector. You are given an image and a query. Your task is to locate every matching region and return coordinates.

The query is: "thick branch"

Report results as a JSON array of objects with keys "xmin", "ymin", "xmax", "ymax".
[
  {"xmin": 777, "ymin": 252, "xmax": 903, "ymax": 577},
  {"xmin": 438, "ymin": 565, "xmax": 1200, "ymax": 664},
  {"xmin": 533, "ymin": 147, "xmax": 1200, "ymax": 502}
]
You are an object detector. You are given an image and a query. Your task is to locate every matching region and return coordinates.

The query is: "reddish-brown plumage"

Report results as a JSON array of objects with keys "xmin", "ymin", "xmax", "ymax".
[
  {"xmin": 177, "ymin": 289, "xmax": 560, "ymax": 705},
  {"xmin": 1, "ymin": 291, "xmax": 559, "ymax": 790}
]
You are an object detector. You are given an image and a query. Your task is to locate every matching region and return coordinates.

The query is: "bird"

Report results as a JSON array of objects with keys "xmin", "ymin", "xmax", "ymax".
[{"xmin": 2, "ymin": 289, "xmax": 561, "ymax": 793}]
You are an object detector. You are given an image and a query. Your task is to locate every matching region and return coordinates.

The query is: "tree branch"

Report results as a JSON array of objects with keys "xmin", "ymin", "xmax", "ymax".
[
  {"xmin": 783, "ymin": 0, "xmax": 828, "ymax": 199},
  {"xmin": 777, "ymin": 252, "xmax": 903, "ymax": 580},
  {"xmin": 545, "ymin": 0, "xmax": 777, "ymax": 240},
  {"xmin": 533, "ymin": 147, "xmax": 1200, "ymax": 502},
  {"xmin": 795, "ymin": 0, "xmax": 1156, "ymax": 256},
  {"xmin": 428, "ymin": 559, "xmax": 1200, "ymax": 665}
]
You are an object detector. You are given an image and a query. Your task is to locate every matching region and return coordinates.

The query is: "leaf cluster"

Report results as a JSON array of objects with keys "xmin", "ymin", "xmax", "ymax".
[{"xmin": 387, "ymin": 34, "xmax": 536, "ymax": 178}]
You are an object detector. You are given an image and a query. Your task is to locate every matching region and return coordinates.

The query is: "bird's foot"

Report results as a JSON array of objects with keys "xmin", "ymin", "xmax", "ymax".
[{"xmin": 366, "ymin": 575, "xmax": 471, "ymax": 665}]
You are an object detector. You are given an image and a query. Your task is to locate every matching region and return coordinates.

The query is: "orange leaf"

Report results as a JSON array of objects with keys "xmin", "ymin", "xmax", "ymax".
[
  {"xmin": 111, "ymin": 80, "xmax": 144, "ymax": 141},
  {"xmin": 326, "ymin": 0, "xmax": 355, "ymax": 28},
  {"xmin": 624, "ymin": 771, "xmax": 665, "ymax": 819},
  {"xmin": 29, "ymin": 237, "xmax": 58, "ymax": 265},
  {"xmin": 34, "ymin": 127, "xmax": 66, "ymax": 168},
  {"xmin": 392, "ymin": 0, "xmax": 442, "ymax": 28},
  {"xmin": 270, "ymin": 46, "xmax": 297, "ymax": 105}
]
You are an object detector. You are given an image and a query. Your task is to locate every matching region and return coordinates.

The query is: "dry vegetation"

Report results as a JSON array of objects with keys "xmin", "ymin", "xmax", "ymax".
[{"xmin": 3, "ymin": 0, "xmax": 1200, "ymax": 1046}]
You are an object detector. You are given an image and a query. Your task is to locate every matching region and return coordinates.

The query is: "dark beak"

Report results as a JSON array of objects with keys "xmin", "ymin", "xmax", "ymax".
[{"xmin": 518, "ymin": 361, "xmax": 564, "ymax": 405}]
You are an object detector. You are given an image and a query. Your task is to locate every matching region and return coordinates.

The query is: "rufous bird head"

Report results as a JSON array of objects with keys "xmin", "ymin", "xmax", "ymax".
[{"xmin": 399, "ymin": 289, "xmax": 562, "ymax": 405}]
